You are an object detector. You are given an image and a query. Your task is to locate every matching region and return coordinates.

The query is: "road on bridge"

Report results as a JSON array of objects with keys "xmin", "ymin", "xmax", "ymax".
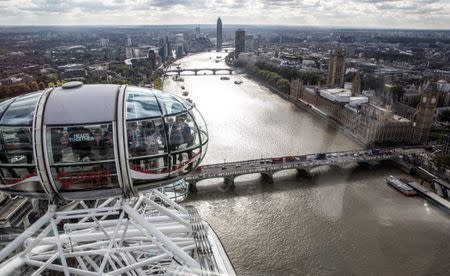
[{"xmin": 185, "ymin": 148, "xmax": 425, "ymax": 185}]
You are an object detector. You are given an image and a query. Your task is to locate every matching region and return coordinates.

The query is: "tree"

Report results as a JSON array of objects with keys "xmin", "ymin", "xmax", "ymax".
[
  {"xmin": 391, "ymin": 86, "xmax": 404, "ymax": 102},
  {"xmin": 38, "ymin": 82, "xmax": 46, "ymax": 90},
  {"xmin": 30, "ymin": 81, "xmax": 39, "ymax": 91},
  {"xmin": 277, "ymin": 78, "xmax": 290, "ymax": 94},
  {"xmin": 0, "ymin": 86, "xmax": 10, "ymax": 99}
]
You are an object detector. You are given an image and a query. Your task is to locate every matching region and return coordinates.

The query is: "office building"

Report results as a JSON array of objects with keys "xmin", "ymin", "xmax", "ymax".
[
  {"xmin": 235, "ymin": 29, "xmax": 245, "ymax": 58},
  {"xmin": 217, "ymin": 17, "xmax": 222, "ymax": 51}
]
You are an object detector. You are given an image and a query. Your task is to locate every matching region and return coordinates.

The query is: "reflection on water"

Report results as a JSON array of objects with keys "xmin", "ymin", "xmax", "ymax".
[{"xmin": 165, "ymin": 52, "xmax": 450, "ymax": 276}]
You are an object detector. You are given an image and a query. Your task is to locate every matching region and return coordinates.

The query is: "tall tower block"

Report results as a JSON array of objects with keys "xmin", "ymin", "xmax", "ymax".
[
  {"xmin": 217, "ymin": 17, "xmax": 223, "ymax": 51},
  {"xmin": 235, "ymin": 29, "xmax": 245, "ymax": 58},
  {"xmin": 327, "ymin": 48, "xmax": 345, "ymax": 88},
  {"xmin": 411, "ymin": 81, "xmax": 438, "ymax": 144},
  {"xmin": 352, "ymin": 72, "xmax": 361, "ymax": 96},
  {"xmin": 290, "ymin": 79, "xmax": 303, "ymax": 100}
]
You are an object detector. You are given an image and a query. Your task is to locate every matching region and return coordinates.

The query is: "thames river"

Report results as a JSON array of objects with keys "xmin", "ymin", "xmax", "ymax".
[{"xmin": 164, "ymin": 52, "xmax": 450, "ymax": 276}]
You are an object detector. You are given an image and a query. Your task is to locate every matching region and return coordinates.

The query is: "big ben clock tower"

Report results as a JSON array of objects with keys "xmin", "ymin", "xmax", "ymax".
[{"xmin": 411, "ymin": 81, "xmax": 438, "ymax": 144}]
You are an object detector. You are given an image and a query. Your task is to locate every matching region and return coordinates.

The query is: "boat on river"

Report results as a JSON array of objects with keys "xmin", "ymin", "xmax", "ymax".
[{"xmin": 386, "ymin": 175, "xmax": 417, "ymax": 196}]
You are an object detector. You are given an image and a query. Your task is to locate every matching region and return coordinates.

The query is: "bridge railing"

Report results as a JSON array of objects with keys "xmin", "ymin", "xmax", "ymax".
[{"xmin": 197, "ymin": 148, "xmax": 398, "ymax": 169}]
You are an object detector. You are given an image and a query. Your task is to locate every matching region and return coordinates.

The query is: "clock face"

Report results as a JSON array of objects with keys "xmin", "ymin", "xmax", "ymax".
[
  {"xmin": 422, "ymin": 97, "xmax": 427, "ymax": 103},
  {"xmin": 431, "ymin": 97, "xmax": 436, "ymax": 104}
]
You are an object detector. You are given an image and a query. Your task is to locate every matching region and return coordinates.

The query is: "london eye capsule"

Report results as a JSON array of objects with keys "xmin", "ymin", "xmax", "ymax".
[{"xmin": 0, "ymin": 82, "xmax": 208, "ymax": 201}]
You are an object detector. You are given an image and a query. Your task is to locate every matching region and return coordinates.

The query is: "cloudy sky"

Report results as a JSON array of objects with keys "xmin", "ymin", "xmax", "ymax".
[{"xmin": 0, "ymin": 0, "xmax": 448, "ymax": 29}]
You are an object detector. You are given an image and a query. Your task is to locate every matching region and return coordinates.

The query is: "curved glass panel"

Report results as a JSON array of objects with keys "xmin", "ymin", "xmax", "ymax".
[
  {"xmin": 165, "ymin": 113, "xmax": 202, "ymax": 177},
  {"xmin": 0, "ymin": 126, "xmax": 41, "ymax": 193},
  {"xmin": 0, "ymin": 98, "xmax": 15, "ymax": 119},
  {"xmin": 129, "ymin": 156, "xmax": 169, "ymax": 184},
  {"xmin": 127, "ymin": 118, "xmax": 167, "ymax": 157},
  {"xmin": 46, "ymin": 123, "xmax": 118, "ymax": 192},
  {"xmin": 0, "ymin": 92, "xmax": 41, "ymax": 126},
  {"xmin": 155, "ymin": 93, "xmax": 187, "ymax": 115},
  {"xmin": 0, "ymin": 127, "xmax": 34, "ymax": 164},
  {"xmin": 182, "ymin": 113, "xmax": 201, "ymax": 149},
  {"xmin": 47, "ymin": 124, "xmax": 114, "ymax": 163},
  {"xmin": 191, "ymin": 107, "xmax": 208, "ymax": 160},
  {"xmin": 126, "ymin": 87, "xmax": 161, "ymax": 119}
]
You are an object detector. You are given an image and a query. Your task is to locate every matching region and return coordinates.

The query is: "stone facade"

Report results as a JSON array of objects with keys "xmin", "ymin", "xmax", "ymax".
[
  {"xmin": 327, "ymin": 48, "xmax": 345, "ymax": 88},
  {"xmin": 294, "ymin": 84, "xmax": 415, "ymax": 145},
  {"xmin": 351, "ymin": 72, "xmax": 361, "ymax": 96},
  {"xmin": 412, "ymin": 81, "xmax": 439, "ymax": 144},
  {"xmin": 290, "ymin": 79, "xmax": 302, "ymax": 100}
]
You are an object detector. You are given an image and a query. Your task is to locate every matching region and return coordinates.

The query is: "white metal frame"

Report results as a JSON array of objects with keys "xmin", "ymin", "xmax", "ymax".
[{"xmin": 0, "ymin": 191, "xmax": 202, "ymax": 275}]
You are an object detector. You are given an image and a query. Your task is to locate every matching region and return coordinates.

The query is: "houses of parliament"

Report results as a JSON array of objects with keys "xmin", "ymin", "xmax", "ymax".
[{"xmin": 290, "ymin": 48, "xmax": 438, "ymax": 146}]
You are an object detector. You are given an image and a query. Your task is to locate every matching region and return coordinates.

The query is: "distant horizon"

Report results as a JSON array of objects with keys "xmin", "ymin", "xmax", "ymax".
[
  {"xmin": 0, "ymin": 23, "xmax": 449, "ymax": 32},
  {"xmin": 0, "ymin": 0, "xmax": 448, "ymax": 30}
]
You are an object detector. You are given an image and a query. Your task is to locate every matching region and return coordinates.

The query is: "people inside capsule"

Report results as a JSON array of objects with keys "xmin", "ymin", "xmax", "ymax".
[
  {"xmin": 0, "ymin": 84, "xmax": 208, "ymax": 197},
  {"xmin": 48, "ymin": 124, "xmax": 118, "ymax": 191},
  {"xmin": 0, "ymin": 127, "xmax": 40, "ymax": 192}
]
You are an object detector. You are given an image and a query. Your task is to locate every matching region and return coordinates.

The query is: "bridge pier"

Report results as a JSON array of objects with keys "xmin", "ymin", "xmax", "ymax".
[
  {"xmin": 296, "ymin": 168, "xmax": 312, "ymax": 178},
  {"xmin": 194, "ymin": 70, "xmax": 198, "ymax": 75},
  {"xmin": 357, "ymin": 161, "xmax": 376, "ymax": 168},
  {"xmin": 188, "ymin": 182, "xmax": 198, "ymax": 193},
  {"xmin": 221, "ymin": 177, "xmax": 235, "ymax": 191},
  {"xmin": 213, "ymin": 70, "xmax": 216, "ymax": 75},
  {"xmin": 229, "ymin": 70, "xmax": 232, "ymax": 75},
  {"xmin": 261, "ymin": 172, "xmax": 274, "ymax": 184},
  {"xmin": 329, "ymin": 164, "xmax": 343, "ymax": 172}
]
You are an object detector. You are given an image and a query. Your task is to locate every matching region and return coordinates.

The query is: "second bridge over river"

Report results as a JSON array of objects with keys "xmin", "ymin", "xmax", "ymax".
[
  {"xmin": 165, "ymin": 68, "xmax": 234, "ymax": 75},
  {"xmin": 185, "ymin": 148, "xmax": 422, "ymax": 191}
]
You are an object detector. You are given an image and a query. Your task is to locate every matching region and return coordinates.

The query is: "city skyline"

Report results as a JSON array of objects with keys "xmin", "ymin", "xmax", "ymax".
[{"xmin": 0, "ymin": 0, "xmax": 449, "ymax": 30}]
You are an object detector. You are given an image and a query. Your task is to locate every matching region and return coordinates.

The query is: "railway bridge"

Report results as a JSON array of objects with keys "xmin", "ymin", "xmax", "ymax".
[
  {"xmin": 185, "ymin": 148, "xmax": 422, "ymax": 191},
  {"xmin": 165, "ymin": 68, "xmax": 233, "ymax": 75}
]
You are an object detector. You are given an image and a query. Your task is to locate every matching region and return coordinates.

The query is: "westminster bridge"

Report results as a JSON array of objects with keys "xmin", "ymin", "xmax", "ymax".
[
  {"xmin": 185, "ymin": 148, "xmax": 425, "ymax": 191},
  {"xmin": 165, "ymin": 68, "xmax": 233, "ymax": 75}
]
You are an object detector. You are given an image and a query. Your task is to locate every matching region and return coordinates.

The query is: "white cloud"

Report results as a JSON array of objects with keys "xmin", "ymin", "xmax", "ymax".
[{"xmin": 0, "ymin": 0, "xmax": 448, "ymax": 29}]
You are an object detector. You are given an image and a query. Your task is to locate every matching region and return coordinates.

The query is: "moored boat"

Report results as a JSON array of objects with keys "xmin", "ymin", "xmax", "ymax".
[{"xmin": 386, "ymin": 175, "xmax": 417, "ymax": 196}]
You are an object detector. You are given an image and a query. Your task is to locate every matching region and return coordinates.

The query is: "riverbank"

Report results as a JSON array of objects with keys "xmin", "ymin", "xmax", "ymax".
[
  {"xmin": 241, "ymin": 71, "xmax": 367, "ymax": 148},
  {"xmin": 407, "ymin": 180, "xmax": 450, "ymax": 215},
  {"xmin": 236, "ymin": 65, "xmax": 450, "ymax": 214}
]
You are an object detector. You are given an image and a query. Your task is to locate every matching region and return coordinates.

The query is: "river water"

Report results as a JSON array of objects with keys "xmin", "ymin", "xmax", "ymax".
[{"xmin": 164, "ymin": 52, "xmax": 450, "ymax": 276}]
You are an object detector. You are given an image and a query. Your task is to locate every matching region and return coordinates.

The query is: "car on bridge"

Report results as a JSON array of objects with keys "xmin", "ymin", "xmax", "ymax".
[
  {"xmin": 272, "ymin": 157, "xmax": 284, "ymax": 164},
  {"xmin": 315, "ymin": 153, "xmax": 326, "ymax": 160}
]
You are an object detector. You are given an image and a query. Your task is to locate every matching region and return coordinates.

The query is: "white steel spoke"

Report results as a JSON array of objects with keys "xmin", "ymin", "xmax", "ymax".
[
  {"xmin": 50, "ymin": 218, "xmax": 70, "ymax": 276},
  {"xmin": 99, "ymin": 210, "xmax": 125, "ymax": 273},
  {"xmin": 30, "ymin": 252, "xmax": 58, "ymax": 276},
  {"xmin": 0, "ymin": 193, "xmax": 232, "ymax": 275}
]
